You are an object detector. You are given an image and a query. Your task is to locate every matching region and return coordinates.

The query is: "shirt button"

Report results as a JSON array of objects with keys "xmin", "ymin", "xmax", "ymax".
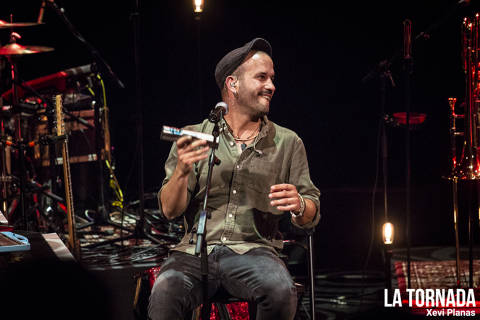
[
  {"xmin": 229, "ymin": 214, "xmax": 233, "ymax": 218},
  {"xmin": 230, "ymin": 141, "xmax": 235, "ymax": 146},
  {"xmin": 222, "ymin": 237, "xmax": 227, "ymax": 241},
  {"xmin": 232, "ymin": 189, "xmax": 237, "ymax": 194},
  {"xmin": 236, "ymin": 165, "xmax": 240, "ymax": 169}
]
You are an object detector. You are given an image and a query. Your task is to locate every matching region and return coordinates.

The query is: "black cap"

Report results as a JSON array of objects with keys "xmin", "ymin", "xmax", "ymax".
[{"xmin": 214, "ymin": 38, "xmax": 272, "ymax": 89}]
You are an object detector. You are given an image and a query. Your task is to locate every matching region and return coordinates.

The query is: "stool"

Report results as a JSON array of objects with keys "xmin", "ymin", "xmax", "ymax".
[{"xmin": 193, "ymin": 287, "xmax": 252, "ymax": 320}]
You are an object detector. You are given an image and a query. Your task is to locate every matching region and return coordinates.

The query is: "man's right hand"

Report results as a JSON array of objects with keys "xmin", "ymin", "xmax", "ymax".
[
  {"xmin": 161, "ymin": 136, "xmax": 210, "ymax": 219},
  {"xmin": 175, "ymin": 136, "xmax": 210, "ymax": 177}
]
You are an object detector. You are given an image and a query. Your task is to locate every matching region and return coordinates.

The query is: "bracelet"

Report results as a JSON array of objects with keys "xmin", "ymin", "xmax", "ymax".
[{"xmin": 290, "ymin": 194, "xmax": 305, "ymax": 218}]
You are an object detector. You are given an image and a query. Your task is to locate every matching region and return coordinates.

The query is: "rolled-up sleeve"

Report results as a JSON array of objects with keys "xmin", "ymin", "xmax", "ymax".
[
  {"xmin": 157, "ymin": 142, "xmax": 197, "ymax": 218},
  {"xmin": 288, "ymin": 136, "xmax": 321, "ymax": 229}
]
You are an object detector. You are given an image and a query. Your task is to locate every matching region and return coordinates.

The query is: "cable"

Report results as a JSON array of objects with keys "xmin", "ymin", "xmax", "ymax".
[{"xmin": 356, "ymin": 112, "xmax": 383, "ymax": 312}]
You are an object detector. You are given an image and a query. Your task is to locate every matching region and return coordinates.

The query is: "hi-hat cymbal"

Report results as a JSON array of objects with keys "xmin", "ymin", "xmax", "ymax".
[
  {"xmin": 0, "ymin": 20, "xmax": 42, "ymax": 28},
  {"xmin": 0, "ymin": 43, "xmax": 54, "ymax": 56}
]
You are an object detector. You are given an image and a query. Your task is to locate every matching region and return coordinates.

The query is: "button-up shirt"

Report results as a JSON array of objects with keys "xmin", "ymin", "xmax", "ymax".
[{"xmin": 158, "ymin": 116, "xmax": 321, "ymax": 255}]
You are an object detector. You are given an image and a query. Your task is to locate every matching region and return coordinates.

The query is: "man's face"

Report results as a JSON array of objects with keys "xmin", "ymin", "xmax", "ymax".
[{"xmin": 235, "ymin": 51, "xmax": 275, "ymax": 119}]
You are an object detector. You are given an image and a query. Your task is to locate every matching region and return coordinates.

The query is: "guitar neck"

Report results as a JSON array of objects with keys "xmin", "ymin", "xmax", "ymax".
[{"xmin": 55, "ymin": 94, "xmax": 80, "ymax": 259}]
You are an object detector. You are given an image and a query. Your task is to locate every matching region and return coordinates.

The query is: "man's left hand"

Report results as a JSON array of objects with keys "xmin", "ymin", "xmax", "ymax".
[{"xmin": 269, "ymin": 184, "xmax": 300, "ymax": 212}]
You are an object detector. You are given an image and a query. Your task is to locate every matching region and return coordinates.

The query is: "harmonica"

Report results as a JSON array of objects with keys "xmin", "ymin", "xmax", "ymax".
[{"xmin": 160, "ymin": 126, "xmax": 219, "ymax": 147}]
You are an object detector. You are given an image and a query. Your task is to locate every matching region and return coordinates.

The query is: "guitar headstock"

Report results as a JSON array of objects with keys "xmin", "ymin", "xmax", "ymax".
[{"xmin": 55, "ymin": 94, "xmax": 65, "ymax": 137}]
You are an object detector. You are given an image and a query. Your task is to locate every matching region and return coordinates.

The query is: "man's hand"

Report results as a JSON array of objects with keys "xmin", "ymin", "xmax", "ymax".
[
  {"xmin": 175, "ymin": 136, "xmax": 210, "ymax": 177},
  {"xmin": 161, "ymin": 136, "xmax": 210, "ymax": 219},
  {"xmin": 268, "ymin": 184, "xmax": 301, "ymax": 212}
]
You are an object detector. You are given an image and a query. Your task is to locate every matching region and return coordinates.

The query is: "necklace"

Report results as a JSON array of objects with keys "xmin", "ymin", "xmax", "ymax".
[
  {"xmin": 233, "ymin": 127, "xmax": 260, "ymax": 142},
  {"xmin": 225, "ymin": 120, "xmax": 261, "ymax": 142}
]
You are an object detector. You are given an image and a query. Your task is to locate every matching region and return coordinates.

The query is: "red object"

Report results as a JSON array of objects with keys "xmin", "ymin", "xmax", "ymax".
[
  {"xmin": 0, "ymin": 224, "xmax": 14, "ymax": 232},
  {"xmin": 393, "ymin": 112, "xmax": 427, "ymax": 125},
  {"xmin": 146, "ymin": 266, "xmax": 250, "ymax": 320},
  {"xmin": 1, "ymin": 71, "xmax": 70, "ymax": 102}
]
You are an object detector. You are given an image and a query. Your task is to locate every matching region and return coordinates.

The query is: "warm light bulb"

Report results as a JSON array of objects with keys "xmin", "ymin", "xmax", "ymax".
[
  {"xmin": 194, "ymin": 0, "xmax": 204, "ymax": 13},
  {"xmin": 382, "ymin": 222, "xmax": 394, "ymax": 245}
]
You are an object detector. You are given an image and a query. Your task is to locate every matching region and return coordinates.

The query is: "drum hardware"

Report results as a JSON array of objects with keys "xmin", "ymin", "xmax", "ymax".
[
  {"xmin": 0, "ymin": 27, "xmax": 56, "ymax": 231},
  {"xmin": 2, "ymin": 66, "xmax": 126, "ymax": 247},
  {"xmin": 0, "ymin": 43, "xmax": 54, "ymax": 56},
  {"xmin": 444, "ymin": 13, "xmax": 480, "ymax": 289},
  {"xmin": 0, "ymin": 4, "xmax": 172, "ymax": 253},
  {"xmin": 0, "ymin": 128, "xmax": 67, "ymax": 230},
  {"xmin": 0, "ymin": 19, "xmax": 47, "ymax": 227},
  {"xmin": 0, "ymin": 20, "xmax": 43, "ymax": 29},
  {"xmin": 0, "ymin": 14, "xmax": 125, "ymax": 251},
  {"xmin": 0, "ymin": 29, "xmax": 53, "ymax": 56}
]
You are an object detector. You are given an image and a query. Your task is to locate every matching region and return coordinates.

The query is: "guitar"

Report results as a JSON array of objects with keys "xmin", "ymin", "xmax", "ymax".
[{"xmin": 55, "ymin": 94, "xmax": 81, "ymax": 259}]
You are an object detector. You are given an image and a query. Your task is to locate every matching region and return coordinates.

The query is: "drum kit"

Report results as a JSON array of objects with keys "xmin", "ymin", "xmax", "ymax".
[
  {"xmin": 0, "ymin": 17, "xmax": 184, "ymax": 252},
  {"xmin": 0, "ymin": 18, "xmax": 100, "ymax": 236}
]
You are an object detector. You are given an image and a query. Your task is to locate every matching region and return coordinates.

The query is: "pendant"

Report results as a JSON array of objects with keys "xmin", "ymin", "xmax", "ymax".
[{"xmin": 241, "ymin": 143, "xmax": 247, "ymax": 151}]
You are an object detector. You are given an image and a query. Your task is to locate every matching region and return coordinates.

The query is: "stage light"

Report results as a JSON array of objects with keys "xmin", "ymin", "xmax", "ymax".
[
  {"xmin": 193, "ymin": 0, "xmax": 204, "ymax": 13},
  {"xmin": 382, "ymin": 222, "xmax": 394, "ymax": 245},
  {"xmin": 382, "ymin": 222, "xmax": 394, "ymax": 290}
]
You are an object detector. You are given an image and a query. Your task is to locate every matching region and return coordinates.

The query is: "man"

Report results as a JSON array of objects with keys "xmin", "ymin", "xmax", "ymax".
[{"xmin": 149, "ymin": 38, "xmax": 320, "ymax": 320}]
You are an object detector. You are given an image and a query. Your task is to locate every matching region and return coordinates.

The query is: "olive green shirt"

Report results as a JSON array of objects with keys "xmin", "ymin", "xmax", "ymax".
[{"xmin": 158, "ymin": 116, "xmax": 321, "ymax": 255}]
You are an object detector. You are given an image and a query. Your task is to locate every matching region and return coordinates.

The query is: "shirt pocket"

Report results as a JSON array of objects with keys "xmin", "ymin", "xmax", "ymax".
[
  {"xmin": 243, "ymin": 159, "xmax": 284, "ymax": 216},
  {"xmin": 245, "ymin": 158, "xmax": 281, "ymax": 194}
]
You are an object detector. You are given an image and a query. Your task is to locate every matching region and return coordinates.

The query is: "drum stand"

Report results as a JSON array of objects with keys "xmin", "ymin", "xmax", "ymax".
[{"xmin": 4, "ymin": 75, "xmax": 84, "ymax": 234}]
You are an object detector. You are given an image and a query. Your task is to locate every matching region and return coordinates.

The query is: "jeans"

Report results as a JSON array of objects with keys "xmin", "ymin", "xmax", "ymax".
[{"xmin": 148, "ymin": 245, "xmax": 297, "ymax": 320}]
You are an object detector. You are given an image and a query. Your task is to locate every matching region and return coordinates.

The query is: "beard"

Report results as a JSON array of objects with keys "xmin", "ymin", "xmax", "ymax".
[{"xmin": 237, "ymin": 89, "xmax": 271, "ymax": 120}]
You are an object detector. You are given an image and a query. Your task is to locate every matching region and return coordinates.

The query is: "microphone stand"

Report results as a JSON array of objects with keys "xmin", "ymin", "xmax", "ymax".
[
  {"xmin": 45, "ymin": 1, "xmax": 125, "ymax": 90},
  {"xmin": 196, "ymin": 120, "xmax": 221, "ymax": 320},
  {"xmin": 84, "ymin": 0, "xmax": 165, "ymax": 248},
  {"xmin": 403, "ymin": 19, "xmax": 413, "ymax": 290},
  {"xmin": 362, "ymin": 0, "xmax": 469, "ymax": 289}
]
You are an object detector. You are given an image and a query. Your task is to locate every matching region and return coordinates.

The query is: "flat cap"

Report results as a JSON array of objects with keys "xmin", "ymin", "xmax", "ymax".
[{"xmin": 214, "ymin": 38, "xmax": 272, "ymax": 89}]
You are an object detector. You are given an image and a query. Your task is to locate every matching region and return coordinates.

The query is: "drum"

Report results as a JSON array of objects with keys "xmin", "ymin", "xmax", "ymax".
[{"xmin": 32, "ymin": 107, "xmax": 97, "ymax": 168}]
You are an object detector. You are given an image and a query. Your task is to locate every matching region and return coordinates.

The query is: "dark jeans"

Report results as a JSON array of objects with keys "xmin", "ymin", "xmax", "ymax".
[{"xmin": 148, "ymin": 245, "xmax": 297, "ymax": 320}]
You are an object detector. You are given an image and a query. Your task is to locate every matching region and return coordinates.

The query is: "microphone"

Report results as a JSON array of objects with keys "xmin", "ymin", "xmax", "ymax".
[
  {"xmin": 208, "ymin": 102, "xmax": 228, "ymax": 123},
  {"xmin": 60, "ymin": 64, "xmax": 94, "ymax": 77}
]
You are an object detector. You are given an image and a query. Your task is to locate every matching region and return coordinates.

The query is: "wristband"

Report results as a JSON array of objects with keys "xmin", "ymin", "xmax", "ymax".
[{"xmin": 290, "ymin": 194, "xmax": 305, "ymax": 218}]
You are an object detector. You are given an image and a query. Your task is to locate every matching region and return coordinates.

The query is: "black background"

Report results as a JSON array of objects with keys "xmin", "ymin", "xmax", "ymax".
[{"xmin": 1, "ymin": 0, "xmax": 479, "ymax": 270}]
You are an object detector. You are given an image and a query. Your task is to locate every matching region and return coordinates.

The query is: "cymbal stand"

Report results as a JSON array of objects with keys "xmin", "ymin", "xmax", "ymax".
[
  {"xmin": 7, "ymin": 54, "xmax": 28, "ymax": 230},
  {"xmin": 0, "ymin": 56, "xmax": 10, "ymax": 216}
]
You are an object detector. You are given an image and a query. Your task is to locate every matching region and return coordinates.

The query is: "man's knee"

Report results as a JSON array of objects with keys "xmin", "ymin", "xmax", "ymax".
[
  {"xmin": 263, "ymin": 279, "xmax": 296, "ymax": 304},
  {"xmin": 148, "ymin": 269, "xmax": 190, "ymax": 320}
]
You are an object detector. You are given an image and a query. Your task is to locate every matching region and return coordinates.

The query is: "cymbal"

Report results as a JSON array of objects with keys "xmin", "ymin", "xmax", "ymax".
[
  {"xmin": 0, "ymin": 20, "xmax": 42, "ymax": 28},
  {"xmin": 0, "ymin": 43, "xmax": 54, "ymax": 56}
]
